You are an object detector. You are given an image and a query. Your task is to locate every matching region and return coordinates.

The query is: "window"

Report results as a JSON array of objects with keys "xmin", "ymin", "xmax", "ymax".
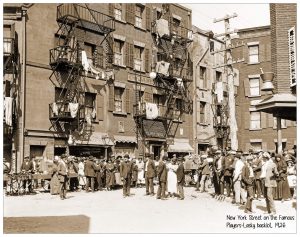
[
  {"xmin": 172, "ymin": 18, "xmax": 180, "ymax": 35},
  {"xmin": 200, "ymin": 102, "xmax": 206, "ymax": 123},
  {"xmin": 85, "ymin": 92, "xmax": 96, "ymax": 120},
  {"xmin": 216, "ymin": 71, "xmax": 222, "ymax": 82},
  {"xmin": 273, "ymin": 117, "xmax": 287, "ymax": 129},
  {"xmin": 250, "ymin": 111, "xmax": 261, "ymax": 129},
  {"xmin": 249, "ymin": 77, "xmax": 260, "ymax": 96},
  {"xmin": 134, "ymin": 46, "xmax": 143, "ymax": 71},
  {"xmin": 114, "ymin": 3, "xmax": 122, "ymax": 21},
  {"xmin": 248, "ymin": 45, "xmax": 259, "ymax": 63},
  {"xmin": 250, "ymin": 142, "xmax": 262, "ymax": 152},
  {"xmin": 153, "ymin": 94, "xmax": 164, "ymax": 105},
  {"xmin": 114, "ymin": 39, "xmax": 124, "ymax": 66},
  {"xmin": 135, "ymin": 5, "xmax": 143, "ymax": 28},
  {"xmin": 199, "ymin": 66, "xmax": 207, "ymax": 89},
  {"xmin": 114, "ymin": 87, "xmax": 124, "ymax": 112},
  {"xmin": 84, "ymin": 43, "xmax": 97, "ymax": 66}
]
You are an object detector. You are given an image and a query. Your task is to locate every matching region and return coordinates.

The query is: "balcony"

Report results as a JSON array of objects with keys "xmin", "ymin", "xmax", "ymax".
[
  {"xmin": 49, "ymin": 102, "xmax": 85, "ymax": 121},
  {"xmin": 133, "ymin": 102, "xmax": 175, "ymax": 120},
  {"xmin": 169, "ymin": 66, "xmax": 192, "ymax": 81},
  {"xmin": 49, "ymin": 46, "xmax": 81, "ymax": 68},
  {"xmin": 57, "ymin": 4, "xmax": 115, "ymax": 34},
  {"xmin": 3, "ymin": 38, "xmax": 14, "ymax": 56}
]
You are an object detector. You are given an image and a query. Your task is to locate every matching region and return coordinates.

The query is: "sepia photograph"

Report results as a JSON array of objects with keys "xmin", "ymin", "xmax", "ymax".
[{"xmin": 1, "ymin": 0, "xmax": 297, "ymax": 235}]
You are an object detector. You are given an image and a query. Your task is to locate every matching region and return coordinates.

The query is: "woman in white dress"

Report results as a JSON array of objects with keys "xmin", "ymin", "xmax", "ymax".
[
  {"xmin": 167, "ymin": 158, "xmax": 178, "ymax": 197},
  {"xmin": 137, "ymin": 157, "xmax": 145, "ymax": 187},
  {"xmin": 77, "ymin": 158, "xmax": 86, "ymax": 190}
]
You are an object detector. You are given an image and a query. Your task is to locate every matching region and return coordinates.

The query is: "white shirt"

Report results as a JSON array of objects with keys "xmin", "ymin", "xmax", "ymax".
[{"xmin": 233, "ymin": 159, "xmax": 244, "ymax": 181}]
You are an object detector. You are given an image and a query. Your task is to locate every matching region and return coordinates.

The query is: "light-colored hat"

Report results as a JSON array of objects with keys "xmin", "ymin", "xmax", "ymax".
[
  {"xmin": 54, "ymin": 156, "xmax": 59, "ymax": 161},
  {"xmin": 201, "ymin": 154, "xmax": 208, "ymax": 158}
]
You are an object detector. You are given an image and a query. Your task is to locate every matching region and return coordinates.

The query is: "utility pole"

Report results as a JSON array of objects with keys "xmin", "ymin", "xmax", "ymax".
[{"xmin": 213, "ymin": 13, "xmax": 242, "ymax": 151}]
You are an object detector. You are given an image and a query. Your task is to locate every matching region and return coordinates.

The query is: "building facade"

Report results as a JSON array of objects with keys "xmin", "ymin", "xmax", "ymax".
[
  {"xmin": 3, "ymin": 3, "xmax": 194, "ymax": 172},
  {"xmin": 190, "ymin": 26, "xmax": 228, "ymax": 154},
  {"xmin": 232, "ymin": 25, "xmax": 296, "ymax": 153}
]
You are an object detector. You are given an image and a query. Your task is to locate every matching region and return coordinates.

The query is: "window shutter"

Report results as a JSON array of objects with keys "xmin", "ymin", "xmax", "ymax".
[
  {"xmin": 265, "ymin": 44, "xmax": 271, "ymax": 61},
  {"xmin": 97, "ymin": 93, "xmax": 104, "ymax": 121},
  {"xmin": 243, "ymin": 45, "xmax": 248, "ymax": 64},
  {"xmin": 206, "ymin": 104, "xmax": 211, "ymax": 125},
  {"xmin": 5, "ymin": 81, "xmax": 11, "ymax": 97},
  {"xmin": 261, "ymin": 112, "xmax": 267, "ymax": 129},
  {"xmin": 125, "ymin": 42, "xmax": 134, "ymax": 68},
  {"xmin": 125, "ymin": 88, "xmax": 131, "ymax": 114},
  {"xmin": 244, "ymin": 78, "xmax": 250, "ymax": 97},
  {"xmin": 146, "ymin": 7, "xmax": 151, "ymax": 31},
  {"xmin": 126, "ymin": 4, "xmax": 135, "ymax": 25},
  {"xmin": 144, "ymin": 48, "xmax": 150, "ymax": 72},
  {"xmin": 95, "ymin": 46, "xmax": 103, "ymax": 68},
  {"xmin": 108, "ymin": 84, "xmax": 114, "ymax": 112},
  {"xmin": 268, "ymin": 113, "xmax": 274, "ymax": 127},
  {"xmin": 108, "ymin": 3, "xmax": 114, "ymax": 17},
  {"xmin": 259, "ymin": 44, "xmax": 265, "ymax": 62},
  {"xmin": 244, "ymin": 111, "xmax": 250, "ymax": 130}
]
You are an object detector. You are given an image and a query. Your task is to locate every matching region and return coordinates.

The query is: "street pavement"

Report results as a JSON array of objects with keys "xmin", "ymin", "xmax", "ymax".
[{"xmin": 3, "ymin": 186, "xmax": 297, "ymax": 234}]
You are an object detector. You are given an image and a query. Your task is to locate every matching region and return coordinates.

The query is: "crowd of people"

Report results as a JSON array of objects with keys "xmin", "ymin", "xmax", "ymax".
[{"xmin": 4, "ymin": 146, "xmax": 297, "ymax": 215}]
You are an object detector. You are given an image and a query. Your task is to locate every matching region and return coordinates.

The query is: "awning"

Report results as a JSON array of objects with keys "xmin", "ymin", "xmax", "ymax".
[
  {"xmin": 114, "ymin": 135, "xmax": 137, "ymax": 144},
  {"xmin": 73, "ymin": 132, "xmax": 114, "ymax": 146},
  {"xmin": 255, "ymin": 93, "xmax": 296, "ymax": 121},
  {"xmin": 54, "ymin": 139, "xmax": 67, "ymax": 148},
  {"xmin": 168, "ymin": 139, "xmax": 194, "ymax": 153}
]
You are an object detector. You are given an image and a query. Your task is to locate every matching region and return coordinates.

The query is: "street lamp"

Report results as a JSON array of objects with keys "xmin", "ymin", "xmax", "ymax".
[{"xmin": 102, "ymin": 134, "xmax": 110, "ymax": 160}]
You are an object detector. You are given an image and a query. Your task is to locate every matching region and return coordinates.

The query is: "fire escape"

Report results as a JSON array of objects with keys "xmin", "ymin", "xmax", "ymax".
[
  {"xmin": 211, "ymin": 81, "xmax": 230, "ymax": 149},
  {"xmin": 3, "ymin": 33, "xmax": 18, "ymax": 141},
  {"xmin": 134, "ymin": 4, "xmax": 193, "ymax": 150},
  {"xmin": 49, "ymin": 4, "xmax": 115, "ymax": 139}
]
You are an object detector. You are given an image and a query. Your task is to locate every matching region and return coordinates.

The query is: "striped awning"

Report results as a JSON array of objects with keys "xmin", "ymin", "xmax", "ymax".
[
  {"xmin": 168, "ymin": 139, "xmax": 193, "ymax": 153},
  {"xmin": 74, "ymin": 132, "xmax": 114, "ymax": 146}
]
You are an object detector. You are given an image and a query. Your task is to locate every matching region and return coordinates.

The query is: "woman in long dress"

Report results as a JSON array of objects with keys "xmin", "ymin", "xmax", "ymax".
[
  {"xmin": 137, "ymin": 157, "xmax": 145, "ymax": 187},
  {"xmin": 77, "ymin": 158, "xmax": 86, "ymax": 190},
  {"xmin": 167, "ymin": 158, "xmax": 178, "ymax": 197}
]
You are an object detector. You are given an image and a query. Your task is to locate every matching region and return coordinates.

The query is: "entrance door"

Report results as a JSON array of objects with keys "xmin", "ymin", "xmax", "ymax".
[{"xmin": 152, "ymin": 146, "xmax": 161, "ymax": 161}]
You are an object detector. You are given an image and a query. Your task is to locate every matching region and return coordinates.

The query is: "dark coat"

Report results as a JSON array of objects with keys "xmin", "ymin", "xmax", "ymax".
[
  {"xmin": 84, "ymin": 160, "xmax": 98, "ymax": 177},
  {"xmin": 176, "ymin": 163, "xmax": 185, "ymax": 185},
  {"xmin": 241, "ymin": 165, "xmax": 254, "ymax": 186},
  {"xmin": 21, "ymin": 161, "xmax": 34, "ymax": 173},
  {"xmin": 57, "ymin": 161, "xmax": 68, "ymax": 183},
  {"xmin": 199, "ymin": 160, "xmax": 210, "ymax": 175},
  {"xmin": 157, "ymin": 160, "xmax": 167, "ymax": 182},
  {"xmin": 252, "ymin": 158, "xmax": 262, "ymax": 179},
  {"xmin": 144, "ymin": 159, "xmax": 156, "ymax": 178},
  {"xmin": 120, "ymin": 161, "xmax": 133, "ymax": 179},
  {"xmin": 222, "ymin": 154, "xmax": 234, "ymax": 176}
]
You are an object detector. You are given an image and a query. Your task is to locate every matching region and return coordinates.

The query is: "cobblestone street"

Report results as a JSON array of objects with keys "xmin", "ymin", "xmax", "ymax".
[{"xmin": 3, "ymin": 187, "xmax": 297, "ymax": 234}]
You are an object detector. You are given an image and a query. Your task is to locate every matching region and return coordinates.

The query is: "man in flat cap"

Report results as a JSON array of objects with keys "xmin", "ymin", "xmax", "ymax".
[
  {"xmin": 120, "ymin": 154, "xmax": 133, "ymax": 197},
  {"xmin": 57, "ymin": 154, "xmax": 69, "ymax": 200},
  {"xmin": 176, "ymin": 156, "xmax": 185, "ymax": 200},
  {"xmin": 156, "ymin": 154, "xmax": 168, "ymax": 200},
  {"xmin": 84, "ymin": 156, "xmax": 98, "ymax": 192}
]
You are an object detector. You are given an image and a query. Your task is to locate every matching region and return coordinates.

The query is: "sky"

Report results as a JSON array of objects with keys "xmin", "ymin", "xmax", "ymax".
[{"xmin": 181, "ymin": 3, "xmax": 270, "ymax": 34}]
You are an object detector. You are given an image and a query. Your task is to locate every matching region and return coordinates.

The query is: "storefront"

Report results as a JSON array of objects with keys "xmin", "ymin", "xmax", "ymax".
[{"xmin": 114, "ymin": 135, "xmax": 137, "ymax": 158}]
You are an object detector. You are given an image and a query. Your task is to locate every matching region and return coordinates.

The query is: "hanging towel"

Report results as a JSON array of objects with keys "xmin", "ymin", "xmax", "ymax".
[
  {"xmin": 5, "ymin": 97, "xmax": 13, "ymax": 126},
  {"xmin": 156, "ymin": 61, "xmax": 170, "ymax": 76},
  {"xmin": 52, "ymin": 102, "xmax": 58, "ymax": 116},
  {"xmin": 156, "ymin": 19, "xmax": 170, "ymax": 37},
  {"xmin": 81, "ymin": 51, "xmax": 90, "ymax": 73},
  {"xmin": 85, "ymin": 112, "xmax": 92, "ymax": 126},
  {"xmin": 69, "ymin": 103, "xmax": 79, "ymax": 118},
  {"xmin": 91, "ymin": 108, "xmax": 97, "ymax": 119},
  {"xmin": 216, "ymin": 81, "xmax": 223, "ymax": 103},
  {"xmin": 145, "ymin": 103, "xmax": 159, "ymax": 120},
  {"xmin": 176, "ymin": 77, "xmax": 184, "ymax": 88}
]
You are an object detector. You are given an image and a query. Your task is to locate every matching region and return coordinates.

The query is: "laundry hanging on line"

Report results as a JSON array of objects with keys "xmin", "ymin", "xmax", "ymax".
[
  {"xmin": 156, "ymin": 19, "xmax": 170, "ymax": 37},
  {"xmin": 68, "ymin": 103, "xmax": 79, "ymax": 118},
  {"xmin": 215, "ymin": 81, "xmax": 223, "ymax": 103},
  {"xmin": 156, "ymin": 61, "xmax": 170, "ymax": 76},
  {"xmin": 145, "ymin": 103, "xmax": 159, "ymax": 120},
  {"xmin": 52, "ymin": 102, "xmax": 58, "ymax": 116},
  {"xmin": 4, "ymin": 97, "xmax": 13, "ymax": 126}
]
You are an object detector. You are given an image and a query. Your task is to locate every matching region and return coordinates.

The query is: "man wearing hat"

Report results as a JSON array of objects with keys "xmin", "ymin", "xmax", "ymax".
[
  {"xmin": 262, "ymin": 152, "xmax": 278, "ymax": 214},
  {"xmin": 21, "ymin": 156, "xmax": 34, "ymax": 193},
  {"xmin": 84, "ymin": 156, "xmax": 98, "ymax": 192},
  {"xmin": 120, "ymin": 154, "xmax": 133, "ymax": 197},
  {"xmin": 252, "ymin": 153, "xmax": 263, "ymax": 200},
  {"xmin": 156, "ymin": 154, "xmax": 168, "ymax": 200},
  {"xmin": 176, "ymin": 156, "xmax": 185, "ymax": 200},
  {"xmin": 199, "ymin": 154, "xmax": 210, "ymax": 193},
  {"xmin": 222, "ymin": 150, "xmax": 235, "ymax": 197},
  {"xmin": 58, "ymin": 154, "xmax": 69, "ymax": 200},
  {"xmin": 242, "ymin": 155, "xmax": 255, "ymax": 213},
  {"xmin": 232, "ymin": 151, "xmax": 246, "ymax": 205},
  {"xmin": 144, "ymin": 153, "xmax": 156, "ymax": 196},
  {"xmin": 212, "ymin": 150, "xmax": 223, "ymax": 196}
]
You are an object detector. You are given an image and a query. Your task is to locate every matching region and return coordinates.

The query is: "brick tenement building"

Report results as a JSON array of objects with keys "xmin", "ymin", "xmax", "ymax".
[
  {"xmin": 232, "ymin": 25, "xmax": 296, "ymax": 153},
  {"xmin": 3, "ymin": 3, "xmax": 193, "ymax": 171}
]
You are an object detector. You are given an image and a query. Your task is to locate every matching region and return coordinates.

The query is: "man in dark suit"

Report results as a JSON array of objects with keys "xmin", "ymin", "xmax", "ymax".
[
  {"xmin": 222, "ymin": 150, "xmax": 235, "ymax": 197},
  {"xmin": 242, "ymin": 156, "xmax": 255, "ymax": 213},
  {"xmin": 84, "ymin": 156, "xmax": 98, "ymax": 192},
  {"xmin": 20, "ymin": 156, "xmax": 34, "ymax": 193},
  {"xmin": 156, "ymin": 154, "xmax": 168, "ymax": 200},
  {"xmin": 120, "ymin": 155, "xmax": 133, "ymax": 197},
  {"xmin": 57, "ymin": 155, "xmax": 69, "ymax": 200},
  {"xmin": 176, "ymin": 156, "xmax": 185, "ymax": 200},
  {"xmin": 144, "ymin": 153, "xmax": 156, "ymax": 196}
]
